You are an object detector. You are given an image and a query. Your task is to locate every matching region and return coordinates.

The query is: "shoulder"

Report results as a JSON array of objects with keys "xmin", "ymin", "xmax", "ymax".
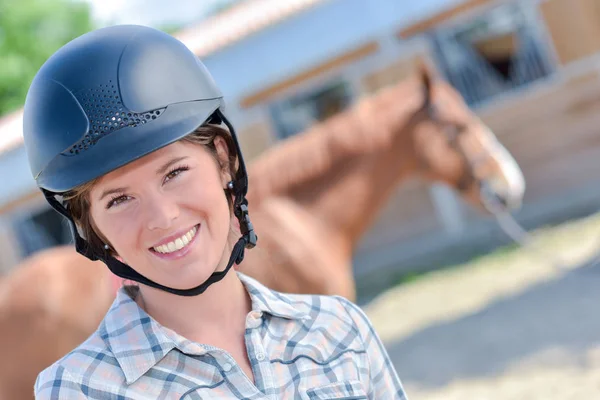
[
  {"xmin": 280, "ymin": 292, "xmax": 369, "ymax": 336},
  {"xmin": 284, "ymin": 291, "xmax": 355, "ymax": 316},
  {"xmin": 34, "ymin": 330, "xmax": 123, "ymax": 398},
  {"xmin": 35, "ymin": 362, "xmax": 81, "ymax": 398},
  {"xmin": 239, "ymin": 272, "xmax": 371, "ymax": 341},
  {"xmin": 285, "ymin": 290, "xmax": 364, "ymax": 317},
  {"xmin": 267, "ymin": 292, "xmax": 377, "ymax": 378}
]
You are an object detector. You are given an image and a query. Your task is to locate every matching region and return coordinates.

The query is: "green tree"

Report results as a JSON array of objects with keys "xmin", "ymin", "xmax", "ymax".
[
  {"xmin": 0, "ymin": 0, "xmax": 94, "ymax": 115},
  {"xmin": 205, "ymin": 0, "xmax": 244, "ymax": 17}
]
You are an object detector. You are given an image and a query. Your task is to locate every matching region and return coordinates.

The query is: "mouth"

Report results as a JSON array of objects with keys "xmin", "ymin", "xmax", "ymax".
[
  {"xmin": 480, "ymin": 183, "xmax": 521, "ymax": 213},
  {"xmin": 149, "ymin": 224, "xmax": 200, "ymax": 260}
]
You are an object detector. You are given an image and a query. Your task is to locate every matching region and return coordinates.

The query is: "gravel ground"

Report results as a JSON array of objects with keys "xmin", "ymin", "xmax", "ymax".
[{"xmin": 364, "ymin": 213, "xmax": 600, "ymax": 400}]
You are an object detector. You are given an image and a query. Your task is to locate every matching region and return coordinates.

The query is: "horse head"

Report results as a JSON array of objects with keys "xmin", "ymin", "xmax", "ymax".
[{"xmin": 408, "ymin": 63, "xmax": 525, "ymax": 211}]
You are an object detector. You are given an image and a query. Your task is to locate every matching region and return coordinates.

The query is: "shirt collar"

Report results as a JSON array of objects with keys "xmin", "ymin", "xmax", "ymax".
[
  {"xmin": 238, "ymin": 272, "xmax": 311, "ymax": 321},
  {"xmin": 101, "ymin": 272, "xmax": 310, "ymax": 384},
  {"xmin": 101, "ymin": 289, "xmax": 208, "ymax": 384}
]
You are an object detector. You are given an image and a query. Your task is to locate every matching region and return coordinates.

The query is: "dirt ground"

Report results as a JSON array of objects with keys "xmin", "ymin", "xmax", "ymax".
[{"xmin": 364, "ymin": 212, "xmax": 600, "ymax": 400}]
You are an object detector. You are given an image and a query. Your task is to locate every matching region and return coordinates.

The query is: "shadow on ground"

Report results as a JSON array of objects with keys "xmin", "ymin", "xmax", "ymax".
[{"xmin": 385, "ymin": 254, "xmax": 600, "ymax": 389}]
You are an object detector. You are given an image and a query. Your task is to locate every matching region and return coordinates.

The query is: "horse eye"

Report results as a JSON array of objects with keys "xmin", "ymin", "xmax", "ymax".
[
  {"xmin": 428, "ymin": 104, "xmax": 440, "ymax": 118},
  {"xmin": 444, "ymin": 124, "xmax": 464, "ymax": 140}
]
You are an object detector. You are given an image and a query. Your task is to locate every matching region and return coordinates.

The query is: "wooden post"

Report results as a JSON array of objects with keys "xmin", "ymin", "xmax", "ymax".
[{"xmin": 429, "ymin": 183, "xmax": 466, "ymax": 235}]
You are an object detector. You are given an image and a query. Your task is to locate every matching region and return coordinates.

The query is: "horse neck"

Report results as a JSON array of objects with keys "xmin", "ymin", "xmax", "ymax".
[{"xmin": 248, "ymin": 77, "xmax": 426, "ymax": 251}]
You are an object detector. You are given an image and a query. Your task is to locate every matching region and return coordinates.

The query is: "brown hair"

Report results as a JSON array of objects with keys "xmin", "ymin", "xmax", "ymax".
[{"xmin": 63, "ymin": 124, "xmax": 239, "ymax": 258}]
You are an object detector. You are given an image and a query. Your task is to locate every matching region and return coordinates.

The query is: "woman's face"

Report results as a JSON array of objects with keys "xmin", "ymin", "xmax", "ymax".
[{"xmin": 89, "ymin": 138, "xmax": 233, "ymax": 290}]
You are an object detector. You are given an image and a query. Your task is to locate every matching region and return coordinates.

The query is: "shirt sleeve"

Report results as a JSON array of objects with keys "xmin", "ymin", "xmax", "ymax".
[
  {"xmin": 35, "ymin": 364, "xmax": 87, "ymax": 400},
  {"xmin": 337, "ymin": 295, "xmax": 408, "ymax": 399}
]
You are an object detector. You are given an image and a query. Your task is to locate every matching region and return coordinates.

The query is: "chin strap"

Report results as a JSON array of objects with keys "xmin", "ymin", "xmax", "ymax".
[
  {"xmin": 97, "ymin": 234, "xmax": 249, "ymax": 296},
  {"xmin": 43, "ymin": 178, "xmax": 258, "ymax": 296},
  {"xmin": 41, "ymin": 111, "xmax": 258, "ymax": 296}
]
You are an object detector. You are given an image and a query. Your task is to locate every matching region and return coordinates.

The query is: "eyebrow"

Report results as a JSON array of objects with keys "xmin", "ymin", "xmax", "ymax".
[
  {"xmin": 156, "ymin": 156, "xmax": 189, "ymax": 175},
  {"xmin": 99, "ymin": 187, "xmax": 129, "ymax": 202},
  {"xmin": 98, "ymin": 156, "xmax": 190, "ymax": 202}
]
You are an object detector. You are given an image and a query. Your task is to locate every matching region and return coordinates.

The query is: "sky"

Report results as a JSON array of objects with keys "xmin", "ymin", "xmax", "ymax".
[{"xmin": 82, "ymin": 0, "xmax": 233, "ymax": 28}]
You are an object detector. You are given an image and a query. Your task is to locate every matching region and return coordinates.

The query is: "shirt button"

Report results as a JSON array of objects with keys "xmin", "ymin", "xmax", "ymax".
[
  {"xmin": 247, "ymin": 311, "xmax": 263, "ymax": 329},
  {"xmin": 222, "ymin": 362, "xmax": 233, "ymax": 372},
  {"xmin": 256, "ymin": 352, "xmax": 266, "ymax": 361}
]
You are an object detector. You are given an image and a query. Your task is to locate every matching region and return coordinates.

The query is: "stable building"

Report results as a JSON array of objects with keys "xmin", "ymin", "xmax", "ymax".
[{"xmin": 1, "ymin": 0, "xmax": 599, "ymax": 286}]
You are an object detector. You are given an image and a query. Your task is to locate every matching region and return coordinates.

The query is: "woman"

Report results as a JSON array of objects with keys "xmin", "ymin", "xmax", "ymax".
[{"xmin": 27, "ymin": 25, "xmax": 407, "ymax": 399}]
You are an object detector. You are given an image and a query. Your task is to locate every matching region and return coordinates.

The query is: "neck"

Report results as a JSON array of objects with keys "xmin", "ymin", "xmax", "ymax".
[
  {"xmin": 322, "ymin": 131, "xmax": 418, "ymax": 248},
  {"xmin": 135, "ymin": 247, "xmax": 252, "ymax": 343},
  {"xmin": 249, "ymin": 77, "xmax": 425, "ymax": 249}
]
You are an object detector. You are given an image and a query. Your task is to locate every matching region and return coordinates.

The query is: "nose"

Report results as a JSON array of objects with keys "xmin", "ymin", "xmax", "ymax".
[
  {"xmin": 145, "ymin": 193, "xmax": 179, "ymax": 231},
  {"xmin": 481, "ymin": 167, "xmax": 525, "ymax": 211},
  {"xmin": 481, "ymin": 180, "xmax": 519, "ymax": 213},
  {"xmin": 481, "ymin": 127, "xmax": 526, "ymax": 210}
]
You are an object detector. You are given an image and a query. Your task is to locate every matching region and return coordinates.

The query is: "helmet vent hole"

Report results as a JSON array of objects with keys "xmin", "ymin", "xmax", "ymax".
[{"xmin": 65, "ymin": 82, "xmax": 166, "ymax": 156}]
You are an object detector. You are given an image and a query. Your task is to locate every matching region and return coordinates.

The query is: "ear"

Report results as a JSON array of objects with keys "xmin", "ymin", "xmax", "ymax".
[
  {"xmin": 417, "ymin": 60, "xmax": 435, "ymax": 106},
  {"xmin": 213, "ymin": 135, "xmax": 232, "ymax": 183}
]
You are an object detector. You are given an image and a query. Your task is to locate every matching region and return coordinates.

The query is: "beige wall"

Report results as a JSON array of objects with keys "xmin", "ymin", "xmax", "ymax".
[
  {"xmin": 541, "ymin": 0, "xmax": 600, "ymax": 66},
  {"xmin": 357, "ymin": 178, "xmax": 444, "ymax": 252},
  {"xmin": 360, "ymin": 52, "xmax": 431, "ymax": 95},
  {"xmin": 237, "ymin": 119, "xmax": 276, "ymax": 162}
]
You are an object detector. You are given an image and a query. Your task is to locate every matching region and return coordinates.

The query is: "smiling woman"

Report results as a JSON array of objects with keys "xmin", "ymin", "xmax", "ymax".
[
  {"xmin": 24, "ymin": 25, "xmax": 407, "ymax": 399},
  {"xmin": 63, "ymin": 125, "xmax": 239, "ymax": 293}
]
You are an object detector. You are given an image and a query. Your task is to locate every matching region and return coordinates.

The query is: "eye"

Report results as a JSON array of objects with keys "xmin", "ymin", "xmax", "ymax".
[
  {"xmin": 164, "ymin": 165, "xmax": 189, "ymax": 184},
  {"xmin": 445, "ymin": 124, "xmax": 463, "ymax": 139},
  {"xmin": 106, "ymin": 194, "xmax": 130, "ymax": 209}
]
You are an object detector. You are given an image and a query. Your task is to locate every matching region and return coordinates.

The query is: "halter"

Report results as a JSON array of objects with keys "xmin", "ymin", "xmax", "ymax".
[
  {"xmin": 421, "ymin": 97, "xmax": 484, "ymax": 194},
  {"xmin": 420, "ymin": 83, "xmax": 566, "ymax": 270}
]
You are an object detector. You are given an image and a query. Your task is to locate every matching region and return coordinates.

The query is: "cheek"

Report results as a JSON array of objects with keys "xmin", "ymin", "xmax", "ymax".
[
  {"xmin": 418, "ymin": 133, "xmax": 455, "ymax": 168},
  {"xmin": 91, "ymin": 208, "xmax": 140, "ymax": 254},
  {"xmin": 420, "ymin": 143, "xmax": 466, "ymax": 183},
  {"xmin": 174, "ymin": 174, "xmax": 231, "ymax": 225},
  {"xmin": 193, "ymin": 185, "xmax": 230, "ymax": 219}
]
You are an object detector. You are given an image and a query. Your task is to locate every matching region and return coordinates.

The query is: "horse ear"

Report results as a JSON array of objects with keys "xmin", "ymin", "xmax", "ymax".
[{"xmin": 417, "ymin": 60, "xmax": 435, "ymax": 106}]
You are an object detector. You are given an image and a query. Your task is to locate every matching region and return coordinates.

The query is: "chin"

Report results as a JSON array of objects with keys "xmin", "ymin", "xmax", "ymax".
[
  {"xmin": 139, "ymin": 235, "xmax": 231, "ymax": 289},
  {"xmin": 160, "ymin": 260, "xmax": 225, "ymax": 290}
]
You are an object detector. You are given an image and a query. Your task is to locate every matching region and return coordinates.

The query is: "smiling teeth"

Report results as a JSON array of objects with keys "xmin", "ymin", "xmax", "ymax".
[{"xmin": 153, "ymin": 226, "xmax": 197, "ymax": 254}]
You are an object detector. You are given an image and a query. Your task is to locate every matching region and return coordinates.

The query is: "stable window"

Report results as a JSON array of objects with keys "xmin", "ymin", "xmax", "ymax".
[
  {"xmin": 430, "ymin": 1, "xmax": 555, "ymax": 106},
  {"xmin": 269, "ymin": 80, "xmax": 353, "ymax": 139},
  {"xmin": 13, "ymin": 208, "xmax": 72, "ymax": 257}
]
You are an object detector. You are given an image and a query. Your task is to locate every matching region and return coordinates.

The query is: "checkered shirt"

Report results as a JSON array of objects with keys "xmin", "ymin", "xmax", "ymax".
[{"xmin": 34, "ymin": 272, "xmax": 407, "ymax": 399}]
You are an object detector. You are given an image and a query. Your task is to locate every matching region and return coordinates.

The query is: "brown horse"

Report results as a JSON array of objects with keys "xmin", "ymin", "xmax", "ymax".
[
  {"xmin": 0, "ymin": 65, "xmax": 524, "ymax": 399},
  {"xmin": 0, "ymin": 247, "xmax": 113, "ymax": 399},
  {"xmin": 243, "ymin": 64, "xmax": 524, "ymax": 300}
]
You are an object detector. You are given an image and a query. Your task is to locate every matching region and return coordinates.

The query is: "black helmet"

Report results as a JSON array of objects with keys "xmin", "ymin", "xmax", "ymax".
[{"xmin": 22, "ymin": 24, "xmax": 257, "ymax": 296}]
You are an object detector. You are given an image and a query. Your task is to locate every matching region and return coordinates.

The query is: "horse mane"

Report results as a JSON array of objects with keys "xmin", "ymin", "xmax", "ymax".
[{"xmin": 247, "ymin": 73, "xmax": 426, "ymax": 201}]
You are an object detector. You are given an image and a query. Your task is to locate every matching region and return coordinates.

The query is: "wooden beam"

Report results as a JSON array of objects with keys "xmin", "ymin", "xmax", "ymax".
[
  {"xmin": 398, "ymin": 0, "xmax": 496, "ymax": 39},
  {"xmin": 240, "ymin": 41, "xmax": 380, "ymax": 109},
  {"xmin": 0, "ymin": 190, "xmax": 43, "ymax": 216}
]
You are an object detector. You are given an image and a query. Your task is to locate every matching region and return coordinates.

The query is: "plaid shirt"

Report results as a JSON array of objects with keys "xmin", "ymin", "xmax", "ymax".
[{"xmin": 35, "ymin": 273, "xmax": 407, "ymax": 399}]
